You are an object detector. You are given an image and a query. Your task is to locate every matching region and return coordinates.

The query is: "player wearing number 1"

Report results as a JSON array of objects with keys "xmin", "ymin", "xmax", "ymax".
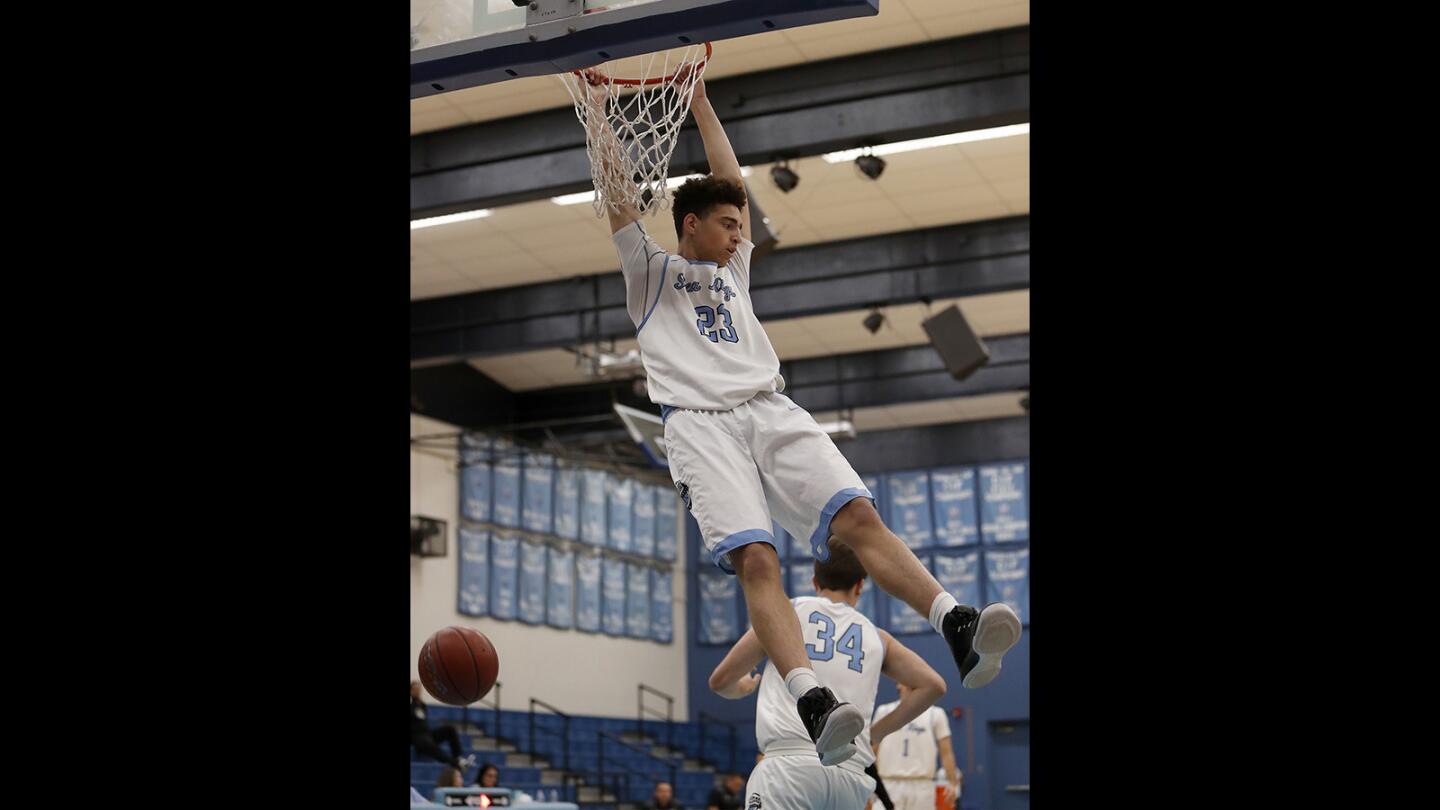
[
  {"xmin": 708, "ymin": 544, "xmax": 946, "ymax": 810},
  {"xmin": 586, "ymin": 63, "xmax": 1022, "ymax": 769}
]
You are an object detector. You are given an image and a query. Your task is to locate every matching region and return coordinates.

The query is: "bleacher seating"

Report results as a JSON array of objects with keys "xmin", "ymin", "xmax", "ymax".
[{"xmin": 412, "ymin": 707, "xmax": 760, "ymax": 808}]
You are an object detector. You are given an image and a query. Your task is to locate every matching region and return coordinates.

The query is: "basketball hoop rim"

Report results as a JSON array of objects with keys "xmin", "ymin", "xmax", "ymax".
[{"xmin": 574, "ymin": 41, "xmax": 712, "ymax": 86}]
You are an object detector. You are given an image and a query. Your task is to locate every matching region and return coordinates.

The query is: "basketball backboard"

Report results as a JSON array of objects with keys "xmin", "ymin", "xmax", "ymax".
[{"xmin": 410, "ymin": 0, "xmax": 881, "ymax": 98}]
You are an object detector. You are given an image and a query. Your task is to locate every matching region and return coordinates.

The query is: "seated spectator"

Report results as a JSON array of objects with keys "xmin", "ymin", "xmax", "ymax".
[
  {"xmin": 707, "ymin": 773, "xmax": 744, "ymax": 810},
  {"xmin": 411, "ymin": 681, "xmax": 475, "ymax": 772},
  {"xmin": 437, "ymin": 767, "xmax": 464, "ymax": 792},
  {"xmin": 474, "ymin": 762, "xmax": 501, "ymax": 789},
  {"xmin": 644, "ymin": 780, "xmax": 683, "ymax": 809}
]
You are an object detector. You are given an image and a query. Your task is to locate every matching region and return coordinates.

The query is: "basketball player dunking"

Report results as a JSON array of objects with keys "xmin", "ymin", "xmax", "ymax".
[{"xmin": 582, "ymin": 68, "xmax": 1022, "ymax": 765}]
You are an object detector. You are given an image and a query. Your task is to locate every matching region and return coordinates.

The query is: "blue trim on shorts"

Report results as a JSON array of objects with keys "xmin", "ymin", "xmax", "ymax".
[
  {"xmin": 660, "ymin": 405, "xmax": 677, "ymax": 423},
  {"xmin": 636, "ymin": 255, "xmax": 671, "ymax": 336},
  {"xmin": 808, "ymin": 487, "xmax": 875, "ymax": 562},
  {"xmin": 712, "ymin": 529, "xmax": 777, "ymax": 575}
]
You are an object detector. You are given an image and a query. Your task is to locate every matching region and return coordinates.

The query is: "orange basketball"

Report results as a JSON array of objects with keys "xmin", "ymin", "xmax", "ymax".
[{"xmin": 418, "ymin": 626, "xmax": 499, "ymax": 706}]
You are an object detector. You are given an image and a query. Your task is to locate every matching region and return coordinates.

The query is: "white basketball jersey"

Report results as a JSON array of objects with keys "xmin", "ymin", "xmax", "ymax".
[
  {"xmin": 754, "ymin": 596, "xmax": 886, "ymax": 772},
  {"xmin": 613, "ymin": 221, "xmax": 784, "ymax": 410},
  {"xmin": 872, "ymin": 703, "xmax": 951, "ymax": 778}
]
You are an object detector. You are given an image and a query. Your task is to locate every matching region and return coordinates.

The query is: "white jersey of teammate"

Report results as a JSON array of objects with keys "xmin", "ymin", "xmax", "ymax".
[
  {"xmin": 755, "ymin": 596, "xmax": 885, "ymax": 774},
  {"xmin": 613, "ymin": 221, "xmax": 783, "ymax": 411},
  {"xmin": 872, "ymin": 702, "xmax": 951, "ymax": 778}
]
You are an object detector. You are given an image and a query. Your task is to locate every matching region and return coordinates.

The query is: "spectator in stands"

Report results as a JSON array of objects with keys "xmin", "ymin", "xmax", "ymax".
[
  {"xmin": 437, "ymin": 767, "xmax": 464, "ymax": 790},
  {"xmin": 411, "ymin": 681, "xmax": 475, "ymax": 772},
  {"xmin": 644, "ymin": 781, "xmax": 682, "ymax": 809},
  {"xmin": 475, "ymin": 762, "xmax": 501, "ymax": 788},
  {"xmin": 706, "ymin": 773, "xmax": 745, "ymax": 810}
]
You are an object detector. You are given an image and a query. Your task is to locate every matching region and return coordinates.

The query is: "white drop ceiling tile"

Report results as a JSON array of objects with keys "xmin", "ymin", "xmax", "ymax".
[
  {"xmin": 885, "ymin": 399, "xmax": 962, "ymax": 428},
  {"xmin": 971, "ymin": 154, "xmax": 1030, "ymax": 183},
  {"xmin": 410, "ymin": 262, "xmax": 468, "ymax": 286},
  {"xmin": 958, "ymin": 133, "xmax": 1030, "ymax": 161},
  {"xmin": 954, "ymin": 290, "xmax": 1030, "ymax": 336},
  {"xmin": 906, "ymin": 0, "xmax": 1027, "ymax": 19},
  {"xmin": 852, "ymin": 408, "xmax": 901, "ymax": 430},
  {"xmin": 425, "ymin": 232, "xmax": 528, "ymax": 263},
  {"xmin": 705, "ymin": 43, "xmax": 809, "ymax": 78},
  {"xmin": 410, "ymin": 94, "xmax": 458, "ymax": 116},
  {"xmin": 488, "ymin": 199, "xmax": 592, "ymax": 229},
  {"xmin": 808, "ymin": 215, "xmax": 915, "ymax": 243},
  {"xmin": 412, "ymin": 277, "xmax": 490, "ymax": 300},
  {"xmin": 507, "ymin": 220, "xmax": 613, "ymax": 249},
  {"xmin": 411, "ymin": 244, "xmax": 445, "ymax": 268},
  {"xmin": 528, "ymin": 241, "xmax": 621, "ymax": 274},
  {"xmin": 411, "ymin": 215, "xmax": 497, "ymax": 246},
  {"xmin": 920, "ymin": 4, "xmax": 1031, "ymax": 40},
  {"xmin": 782, "ymin": 5, "xmax": 915, "ymax": 43},
  {"xmin": 451, "ymin": 249, "xmax": 550, "ymax": 281},
  {"xmin": 989, "ymin": 177, "xmax": 1030, "ymax": 201},
  {"xmin": 792, "ymin": 21, "xmax": 929, "ymax": 62},
  {"xmin": 411, "ymin": 107, "xmax": 470, "ymax": 134},
  {"xmin": 957, "ymin": 392, "xmax": 1028, "ymax": 420}
]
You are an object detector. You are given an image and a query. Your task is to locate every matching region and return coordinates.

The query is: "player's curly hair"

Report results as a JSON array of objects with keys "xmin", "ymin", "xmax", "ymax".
[
  {"xmin": 671, "ymin": 174, "xmax": 747, "ymax": 241},
  {"xmin": 814, "ymin": 541, "xmax": 869, "ymax": 592}
]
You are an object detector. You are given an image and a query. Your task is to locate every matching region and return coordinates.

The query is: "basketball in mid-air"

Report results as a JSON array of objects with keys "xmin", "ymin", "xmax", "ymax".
[{"xmin": 418, "ymin": 626, "xmax": 499, "ymax": 706}]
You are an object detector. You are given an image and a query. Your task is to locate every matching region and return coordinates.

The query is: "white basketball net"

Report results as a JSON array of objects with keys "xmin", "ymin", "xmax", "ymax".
[{"xmin": 561, "ymin": 44, "xmax": 710, "ymax": 219}]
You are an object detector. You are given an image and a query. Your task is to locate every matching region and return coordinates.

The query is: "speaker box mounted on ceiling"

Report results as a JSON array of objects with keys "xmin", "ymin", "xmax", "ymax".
[{"xmin": 922, "ymin": 304, "xmax": 990, "ymax": 381}]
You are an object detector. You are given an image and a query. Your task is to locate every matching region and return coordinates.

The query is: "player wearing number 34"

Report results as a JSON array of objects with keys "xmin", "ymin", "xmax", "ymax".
[
  {"xmin": 585, "ymin": 68, "xmax": 1022, "ymax": 769},
  {"xmin": 707, "ymin": 545, "xmax": 947, "ymax": 810}
]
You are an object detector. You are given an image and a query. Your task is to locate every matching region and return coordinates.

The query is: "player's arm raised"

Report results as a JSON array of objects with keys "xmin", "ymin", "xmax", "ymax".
[
  {"xmin": 708, "ymin": 626, "xmax": 766, "ymax": 699},
  {"xmin": 580, "ymin": 69, "xmax": 643, "ymax": 234},
  {"xmin": 689, "ymin": 77, "xmax": 750, "ymax": 240},
  {"xmin": 871, "ymin": 629, "xmax": 947, "ymax": 746}
]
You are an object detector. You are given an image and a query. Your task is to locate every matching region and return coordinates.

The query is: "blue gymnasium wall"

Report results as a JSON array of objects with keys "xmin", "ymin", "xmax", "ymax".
[{"xmin": 685, "ymin": 416, "xmax": 1030, "ymax": 810}]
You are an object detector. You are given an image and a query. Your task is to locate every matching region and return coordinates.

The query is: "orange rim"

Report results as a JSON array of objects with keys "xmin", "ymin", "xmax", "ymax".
[{"xmin": 574, "ymin": 41, "xmax": 712, "ymax": 87}]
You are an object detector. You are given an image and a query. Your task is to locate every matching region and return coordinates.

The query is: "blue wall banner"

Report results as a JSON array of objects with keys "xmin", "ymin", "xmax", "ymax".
[
  {"xmin": 886, "ymin": 554, "xmax": 932, "ymax": 634},
  {"xmin": 632, "ymin": 483, "xmax": 656, "ymax": 558},
  {"xmin": 985, "ymin": 547, "xmax": 1030, "ymax": 624},
  {"xmin": 650, "ymin": 568, "xmax": 673, "ymax": 644},
  {"xmin": 698, "ymin": 571, "xmax": 741, "ymax": 644},
  {"xmin": 979, "ymin": 462, "xmax": 1029, "ymax": 544},
  {"xmin": 553, "ymin": 466, "xmax": 580, "ymax": 541},
  {"xmin": 933, "ymin": 550, "xmax": 982, "ymax": 610},
  {"xmin": 521, "ymin": 452, "xmax": 555, "ymax": 535},
  {"xmin": 886, "ymin": 471, "xmax": 934, "ymax": 550},
  {"xmin": 575, "ymin": 552, "xmax": 602, "ymax": 633},
  {"xmin": 518, "ymin": 540, "xmax": 548, "ymax": 625},
  {"xmin": 489, "ymin": 533, "xmax": 519, "ymax": 621},
  {"xmin": 627, "ymin": 563, "xmax": 651, "ymax": 638},
  {"xmin": 602, "ymin": 556, "xmax": 627, "ymax": 636},
  {"xmin": 457, "ymin": 526, "xmax": 488, "ymax": 617},
  {"xmin": 546, "ymin": 546, "xmax": 574, "ymax": 629},
  {"xmin": 491, "ymin": 439, "xmax": 521, "ymax": 528},
  {"xmin": 580, "ymin": 469, "xmax": 608, "ymax": 546},
  {"xmin": 459, "ymin": 433, "xmax": 491, "ymax": 523},
  {"xmin": 655, "ymin": 488, "xmax": 679, "ymax": 562},
  {"xmin": 930, "ymin": 467, "xmax": 979, "ymax": 547},
  {"xmin": 607, "ymin": 475, "xmax": 634, "ymax": 553}
]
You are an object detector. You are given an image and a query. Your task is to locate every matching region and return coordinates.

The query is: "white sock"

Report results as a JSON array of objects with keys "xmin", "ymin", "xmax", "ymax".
[
  {"xmin": 928, "ymin": 591, "xmax": 960, "ymax": 635},
  {"xmin": 784, "ymin": 668, "xmax": 821, "ymax": 700}
]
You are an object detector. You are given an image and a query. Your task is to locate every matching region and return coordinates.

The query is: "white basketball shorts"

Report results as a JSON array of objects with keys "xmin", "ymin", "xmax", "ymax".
[
  {"xmin": 663, "ymin": 391, "xmax": 873, "ymax": 574},
  {"xmin": 746, "ymin": 751, "xmax": 876, "ymax": 810}
]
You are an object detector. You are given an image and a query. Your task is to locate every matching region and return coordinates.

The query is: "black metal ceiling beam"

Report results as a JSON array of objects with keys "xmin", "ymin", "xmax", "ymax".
[
  {"xmin": 413, "ymin": 334, "xmax": 1027, "ymax": 434},
  {"xmin": 410, "ymin": 28, "xmax": 1029, "ymax": 216},
  {"xmin": 838, "ymin": 415, "xmax": 1029, "ymax": 473},
  {"xmin": 412, "ymin": 216, "xmax": 1028, "ymax": 364}
]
